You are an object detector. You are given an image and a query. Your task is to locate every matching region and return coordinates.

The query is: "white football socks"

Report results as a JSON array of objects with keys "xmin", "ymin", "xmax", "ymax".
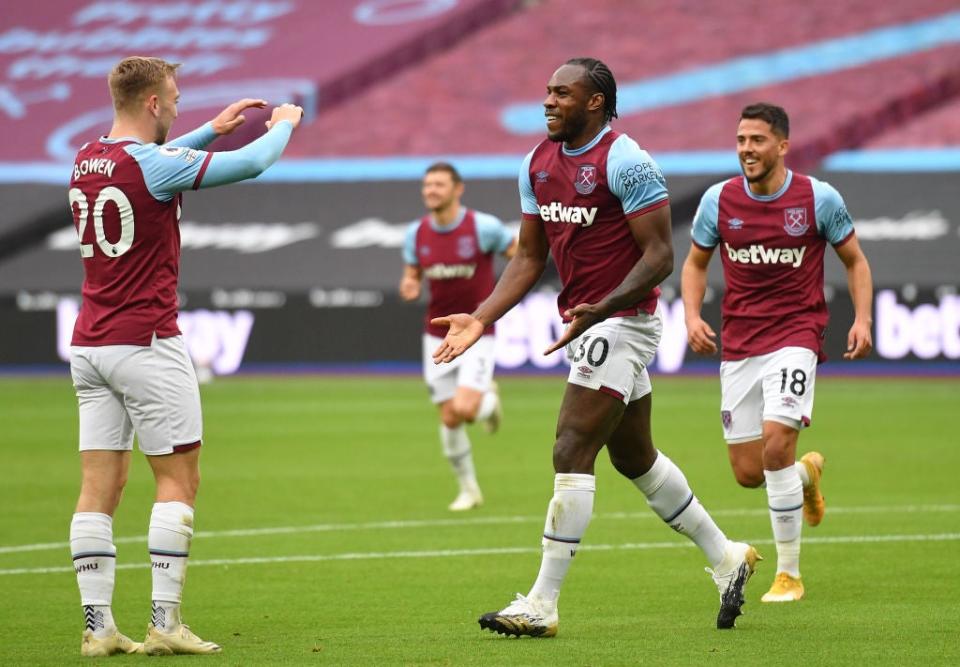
[
  {"xmin": 765, "ymin": 466, "xmax": 803, "ymax": 577},
  {"xmin": 632, "ymin": 451, "xmax": 728, "ymax": 569},
  {"xmin": 149, "ymin": 501, "xmax": 194, "ymax": 632},
  {"xmin": 476, "ymin": 390, "xmax": 499, "ymax": 422},
  {"xmin": 71, "ymin": 512, "xmax": 117, "ymax": 637},
  {"xmin": 795, "ymin": 460, "xmax": 811, "ymax": 486},
  {"xmin": 528, "ymin": 473, "xmax": 595, "ymax": 606},
  {"xmin": 440, "ymin": 425, "xmax": 478, "ymax": 492}
]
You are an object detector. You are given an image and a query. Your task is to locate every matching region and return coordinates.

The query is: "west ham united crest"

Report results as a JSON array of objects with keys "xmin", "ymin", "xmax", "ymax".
[
  {"xmin": 574, "ymin": 164, "xmax": 598, "ymax": 195},
  {"xmin": 721, "ymin": 410, "xmax": 732, "ymax": 430},
  {"xmin": 457, "ymin": 235, "xmax": 475, "ymax": 259},
  {"xmin": 783, "ymin": 207, "xmax": 809, "ymax": 237}
]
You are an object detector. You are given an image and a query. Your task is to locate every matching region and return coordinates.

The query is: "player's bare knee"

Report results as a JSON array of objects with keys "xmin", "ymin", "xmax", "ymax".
[
  {"xmin": 552, "ymin": 432, "xmax": 599, "ymax": 474},
  {"xmin": 451, "ymin": 397, "xmax": 479, "ymax": 423},
  {"xmin": 733, "ymin": 466, "xmax": 764, "ymax": 488},
  {"xmin": 609, "ymin": 453, "xmax": 641, "ymax": 479},
  {"xmin": 440, "ymin": 407, "xmax": 463, "ymax": 429}
]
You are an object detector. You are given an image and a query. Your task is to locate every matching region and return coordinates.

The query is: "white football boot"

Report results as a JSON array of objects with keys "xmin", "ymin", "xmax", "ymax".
[
  {"xmin": 706, "ymin": 541, "xmax": 762, "ymax": 629},
  {"xmin": 478, "ymin": 593, "xmax": 558, "ymax": 638}
]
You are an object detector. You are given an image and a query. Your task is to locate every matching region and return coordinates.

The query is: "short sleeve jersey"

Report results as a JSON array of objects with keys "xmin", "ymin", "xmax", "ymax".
[
  {"xmin": 519, "ymin": 126, "xmax": 669, "ymax": 321},
  {"xmin": 691, "ymin": 171, "xmax": 855, "ymax": 361},
  {"xmin": 403, "ymin": 208, "xmax": 513, "ymax": 337},
  {"xmin": 68, "ymin": 137, "xmax": 213, "ymax": 346}
]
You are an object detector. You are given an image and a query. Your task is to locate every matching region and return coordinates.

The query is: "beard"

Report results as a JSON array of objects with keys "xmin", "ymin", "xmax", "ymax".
[
  {"xmin": 426, "ymin": 195, "xmax": 456, "ymax": 213},
  {"xmin": 742, "ymin": 156, "xmax": 777, "ymax": 183},
  {"xmin": 547, "ymin": 108, "xmax": 590, "ymax": 143}
]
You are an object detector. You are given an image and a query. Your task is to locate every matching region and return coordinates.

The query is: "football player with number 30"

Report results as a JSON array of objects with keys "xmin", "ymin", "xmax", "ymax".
[{"xmin": 433, "ymin": 58, "xmax": 760, "ymax": 638}]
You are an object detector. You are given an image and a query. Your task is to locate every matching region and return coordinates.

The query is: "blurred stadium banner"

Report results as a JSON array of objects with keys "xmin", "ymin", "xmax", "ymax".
[
  {"xmin": 2, "ymin": 288, "xmax": 958, "ymax": 372},
  {"xmin": 1, "ymin": 172, "xmax": 957, "ymax": 373},
  {"xmin": 0, "ymin": 0, "xmax": 520, "ymax": 162}
]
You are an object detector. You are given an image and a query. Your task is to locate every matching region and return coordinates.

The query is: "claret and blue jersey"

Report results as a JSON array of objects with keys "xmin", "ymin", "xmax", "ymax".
[
  {"xmin": 518, "ymin": 125, "xmax": 670, "ymax": 321},
  {"xmin": 691, "ymin": 170, "xmax": 856, "ymax": 361},
  {"xmin": 68, "ymin": 121, "xmax": 293, "ymax": 346},
  {"xmin": 403, "ymin": 208, "xmax": 514, "ymax": 337}
]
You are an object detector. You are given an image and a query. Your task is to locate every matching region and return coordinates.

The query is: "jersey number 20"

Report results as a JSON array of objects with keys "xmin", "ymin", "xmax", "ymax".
[{"xmin": 68, "ymin": 186, "xmax": 135, "ymax": 259}]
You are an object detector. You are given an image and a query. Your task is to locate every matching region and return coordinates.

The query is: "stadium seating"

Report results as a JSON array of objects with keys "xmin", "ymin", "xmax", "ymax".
[
  {"xmin": 864, "ymin": 95, "xmax": 960, "ymax": 147},
  {"xmin": 291, "ymin": 0, "xmax": 960, "ymax": 165}
]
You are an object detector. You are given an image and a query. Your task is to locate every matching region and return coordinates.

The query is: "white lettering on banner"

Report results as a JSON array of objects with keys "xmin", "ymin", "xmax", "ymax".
[
  {"xmin": 655, "ymin": 299, "xmax": 688, "ymax": 373},
  {"xmin": 56, "ymin": 299, "xmax": 254, "ymax": 374},
  {"xmin": 330, "ymin": 218, "xmax": 408, "ymax": 249},
  {"xmin": 330, "ymin": 218, "xmax": 522, "ymax": 249},
  {"xmin": 73, "ymin": 1, "xmax": 295, "ymax": 25},
  {"xmin": 724, "ymin": 242, "xmax": 806, "ymax": 268},
  {"xmin": 354, "ymin": 0, "xmax": 457, "ymax": 25},
  {"xmin": 48, "ymin": 222, "xmax": 318, "ymax": 253},
  {"xmin": 854, "ymin": 211, "xmax": 949, "ymax": 241},
  {"xmin": 875, "ymin": 290, "xmax": 960, "ymax": 360},
  {"xmin": 494, "ymin": 292, "xmax": 689, "ymax": 373},
  {"xmin": 495, "ymin": 293, "xmax": 566, "ymax": 369},
  {"xmin": 0, "ymin": 27, "xmax": 272, "ymax": 54},
  {"xmin": 538, "ymin": 203, "xmax": 598, "ymax": 227},
  {"xmin": 178, "ymin": 310, "xmax": 254, "ymax": 375},
  {"xmin": 10, "ymin": 54, "xmax": 240, "ymax": 79}
]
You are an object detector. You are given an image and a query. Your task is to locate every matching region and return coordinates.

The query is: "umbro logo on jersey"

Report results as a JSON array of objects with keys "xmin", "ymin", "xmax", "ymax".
[
  {"xmin": 728, "ymin": 218, "xmax": 744, "ymax": 230},
  {"xmin": 724, "ymin": 242, "xmax": 806, "ymax": 268},
  {"xmin": 538, "ymin": 202, "xmax": 598, "ymax": 227},
  {"xmin": 536, "ymin": 170, "xmax": 550, "ymax": 183}
]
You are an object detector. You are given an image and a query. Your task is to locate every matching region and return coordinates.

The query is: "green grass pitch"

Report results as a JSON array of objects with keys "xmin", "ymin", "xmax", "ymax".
[{"xmin": 2, "ymin": 374, "xmax": 958, "ymax": 665}]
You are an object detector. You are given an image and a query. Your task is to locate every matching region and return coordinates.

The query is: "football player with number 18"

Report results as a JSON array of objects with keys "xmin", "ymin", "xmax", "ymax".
[{"xmin": 682, "ymin": 102, "xmax": 874, "ymax": 603}]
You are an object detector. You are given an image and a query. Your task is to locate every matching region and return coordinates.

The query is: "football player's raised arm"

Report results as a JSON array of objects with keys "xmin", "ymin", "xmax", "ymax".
[
  {"xmin": 197, "ymin": 120, "xmax": 294, "ymax": 188},
  {"xmin": 166, "ymin": 122, "xmax": 218, "ymax": 150},
  {"xmin": 168, "ymin": 99, "xmax": 270, "ymax": 149}
]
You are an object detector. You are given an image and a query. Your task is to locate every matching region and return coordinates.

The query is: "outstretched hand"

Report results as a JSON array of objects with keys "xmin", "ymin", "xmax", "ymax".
[
  {"xmin": 211, "ymin": 99, "xmax": 268, "ymax": 135},
  {"xmin": 431, "ymin": 314, "xmax": 485, "ymax": 364},
  {"xmin": 265, "ymin": 103, "xmax": 304, "ymax": 130},
  {"xmin": 543, "ymin": 303, "xmax": 606, "ymax": 356}
]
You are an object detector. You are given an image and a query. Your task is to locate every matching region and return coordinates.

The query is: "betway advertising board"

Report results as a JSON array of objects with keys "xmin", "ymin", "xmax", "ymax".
[
  {"xmin": 2, "ymin": 288, "xmax": 958, "ymax": 374},
  {"xmin": 0, "ymin": 172, "xmax": 958, "ymax": 373}
]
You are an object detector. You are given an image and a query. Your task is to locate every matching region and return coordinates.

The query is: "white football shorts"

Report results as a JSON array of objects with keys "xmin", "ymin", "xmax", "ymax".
[
  {"xmin": 564, "ymin": 304, "xmax": 663, "ymax": 404},
  {"xmin": 719, "ymin": 346, "xmax": 818, "ymax": 444},
  {"xmin": 422, "ymin": 333, "xmax": 496, "ymax": 404},
  {"xmin": 70, "ymin": 334, "xmax": 203, "ymax": 455}
]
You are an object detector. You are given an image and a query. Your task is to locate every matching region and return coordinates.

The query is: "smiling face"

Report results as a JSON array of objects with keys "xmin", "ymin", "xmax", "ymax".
[
  {"xmin": 736, "ymin": 117, "xmax": 789, "ymax": 187},
  {"xmin": 543, "ymin": 64, "xmax": 603, "ymax": 148},
  {"xmin": 421, "ymin": 168, "xmax": 463, "ymax": 216}
]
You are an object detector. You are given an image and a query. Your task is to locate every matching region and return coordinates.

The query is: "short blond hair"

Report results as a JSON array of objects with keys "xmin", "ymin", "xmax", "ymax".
[{"xmin": 108, "ymin": 56, "xmax": 180, "ymax": 112}]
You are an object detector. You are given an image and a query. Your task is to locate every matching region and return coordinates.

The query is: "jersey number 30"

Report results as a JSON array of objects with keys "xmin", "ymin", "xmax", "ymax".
[{"xmin": 68, "ymin": 186, "xmax": 135, "ymax": 259}]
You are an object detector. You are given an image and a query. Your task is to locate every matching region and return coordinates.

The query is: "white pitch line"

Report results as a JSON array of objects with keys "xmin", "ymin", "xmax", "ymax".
[
  {"xmin": 1, "ymin": 532, "xmax": 958, "ymax": 577},
  {"xmin": 1, "ymin": 503, "xmax": 958, "ymax": 556}
]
